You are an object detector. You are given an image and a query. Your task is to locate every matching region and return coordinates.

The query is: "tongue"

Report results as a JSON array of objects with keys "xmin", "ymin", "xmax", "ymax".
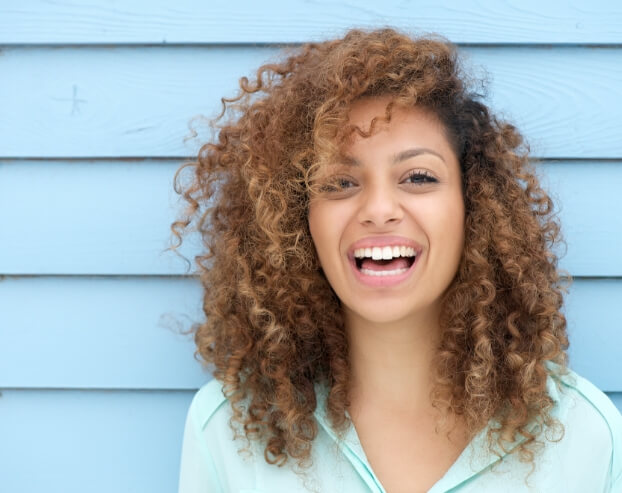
[{"xmin": 361, "ymin": 257, "xmax": 410, "ymax": 271}]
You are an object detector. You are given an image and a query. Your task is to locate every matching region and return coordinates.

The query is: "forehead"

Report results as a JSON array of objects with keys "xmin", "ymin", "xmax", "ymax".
[
  {"xmin": 340, "ymin": 98, "xmax": 456, "ymax": 161},
  {"xmin": 346, "ymin": 97, "xmax": 445, "ymax": 136}
]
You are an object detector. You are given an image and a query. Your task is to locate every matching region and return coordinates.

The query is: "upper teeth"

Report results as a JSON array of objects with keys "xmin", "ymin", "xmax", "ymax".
[{"xmin": 353, "ymin": 246, "xmax": 417, "ymax": 260}]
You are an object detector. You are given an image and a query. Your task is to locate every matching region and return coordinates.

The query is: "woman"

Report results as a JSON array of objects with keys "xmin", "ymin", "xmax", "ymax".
[{"xmin": 173, "ymin": 28, "xmax": 621, "ymax": 492}]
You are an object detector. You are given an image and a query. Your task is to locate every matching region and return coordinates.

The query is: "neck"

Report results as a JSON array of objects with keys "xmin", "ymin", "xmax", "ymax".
[{"xmin": 345, "ymin": 307, "xmax": 442, "ymax": 418}]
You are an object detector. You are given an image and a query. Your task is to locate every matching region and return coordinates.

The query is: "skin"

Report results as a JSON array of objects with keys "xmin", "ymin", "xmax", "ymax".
[{"xmin": 308, "ymin": 97, "xmax": 468, "ymax": 492}]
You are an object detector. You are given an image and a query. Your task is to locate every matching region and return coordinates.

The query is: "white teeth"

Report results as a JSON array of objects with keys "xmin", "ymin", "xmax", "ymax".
[
  {"xmin": 353, "ymin": 245, "xmax": 417, "ymax": 260},
  {"xmin": 360, "ymin": 267, "xmax": 409, "ymax": 276},
  {"xmin": 382, "ymin": 246, "xmax": 393, "ymax": 260}
]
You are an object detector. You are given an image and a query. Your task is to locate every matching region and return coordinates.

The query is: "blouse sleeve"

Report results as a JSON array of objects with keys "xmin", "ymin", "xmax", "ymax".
[{"xmin": 178, "ymin": 399, "xmax": 223, "ymax": 493}]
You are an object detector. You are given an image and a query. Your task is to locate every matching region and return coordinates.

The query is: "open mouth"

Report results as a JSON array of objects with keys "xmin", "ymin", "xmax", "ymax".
[{"xmin": 353, "ymin": 246, "xmax": 417, "ymax": 277}]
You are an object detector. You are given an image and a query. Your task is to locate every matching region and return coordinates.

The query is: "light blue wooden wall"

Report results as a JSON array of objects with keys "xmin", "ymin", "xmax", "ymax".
[{"xmin": 1, "ymin": 1, "xmax": 621, "ymax": 491}]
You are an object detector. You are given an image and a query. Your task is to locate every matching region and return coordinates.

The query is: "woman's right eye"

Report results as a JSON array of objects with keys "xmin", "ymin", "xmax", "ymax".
[
  {"xmin": 335, "ymin": 177, "xmax": 355, "ymax": 189},
  {"xmin": 319, "ymin": 176, "xmax": 357, "ymax": 194}
]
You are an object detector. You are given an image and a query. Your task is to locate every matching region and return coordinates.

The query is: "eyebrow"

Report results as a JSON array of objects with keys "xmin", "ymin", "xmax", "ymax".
[{"xmin": 340, "ymin": 147, "xmax": 446, "ymax": 167}]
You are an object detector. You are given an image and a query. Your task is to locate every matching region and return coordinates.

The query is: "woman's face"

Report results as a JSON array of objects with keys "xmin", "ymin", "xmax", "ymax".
[{"xmin": 308, "ymin": 98, "xmax": 465, "ymax": 327}]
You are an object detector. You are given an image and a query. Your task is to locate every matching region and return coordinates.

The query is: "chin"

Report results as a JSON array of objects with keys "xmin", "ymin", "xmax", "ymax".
[{"xmin": 344, "ymin": 300, "xmax": 433, "ymax": 327}]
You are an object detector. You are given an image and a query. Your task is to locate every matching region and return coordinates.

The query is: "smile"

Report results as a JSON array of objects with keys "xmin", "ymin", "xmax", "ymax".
[
  {"xmin": 348, "ymin": 238, "xmax": 422, "ymax": 287},
  {"xmin": 353, "ymin": 246, "xmax": 417, "ymax": 276}
]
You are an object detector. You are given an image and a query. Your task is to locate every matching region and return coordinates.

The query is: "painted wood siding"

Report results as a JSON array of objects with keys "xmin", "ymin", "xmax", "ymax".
[{"xmin": 1, "ymin": 2, "xmax": 621, "ymax": 492}]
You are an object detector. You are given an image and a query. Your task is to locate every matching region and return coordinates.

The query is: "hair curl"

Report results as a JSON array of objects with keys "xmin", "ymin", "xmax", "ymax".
[{"xmin": 171, "ymin": 27, "xmax": 571, "ymax": 478}]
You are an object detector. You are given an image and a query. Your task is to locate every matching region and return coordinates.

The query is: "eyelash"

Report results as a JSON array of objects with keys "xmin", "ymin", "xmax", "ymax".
[
  {"xmin": 323, "ymin": 170, "xmax": 438, "ymax": 192},
  {"xmin": 403, "ymin": 170, "xmax": 438, "ymax": 185}
]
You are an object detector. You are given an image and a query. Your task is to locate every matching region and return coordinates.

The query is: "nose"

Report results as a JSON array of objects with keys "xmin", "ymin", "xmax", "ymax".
[{"xmin": 356, "ymin": 180, "xmax": 404, "ymax": 227}]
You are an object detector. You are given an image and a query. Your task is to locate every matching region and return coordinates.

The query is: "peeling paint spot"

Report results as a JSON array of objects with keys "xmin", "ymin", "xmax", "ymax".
[{"xmin": 124, "ymin": 126, "xmax": 156, "ymax": 135}]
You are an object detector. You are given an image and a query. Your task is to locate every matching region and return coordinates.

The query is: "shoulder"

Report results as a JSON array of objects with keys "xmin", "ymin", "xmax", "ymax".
[
  {"xmin": 187, "ymin": 378, "xmax": 245, "ymax": 451},
  {"xmin": 547, "ymin": 364, "xmax": 622, "ymax": 484},
  {"xmin": 181, "ymin": 379, "xmax": 260, "ymax": 492},
  {"xmin": 188, "ymin": 378, "xmax": 229, "ymax": 430},
  {"xmin": 548, "ymin": 365, "xmax": 622, "ymax": 444}
]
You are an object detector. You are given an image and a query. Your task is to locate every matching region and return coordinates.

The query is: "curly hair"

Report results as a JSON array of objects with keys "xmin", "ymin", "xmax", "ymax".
[{"xmin": 170, "ymin": 27, "xmax": 571, "ymax": 476}]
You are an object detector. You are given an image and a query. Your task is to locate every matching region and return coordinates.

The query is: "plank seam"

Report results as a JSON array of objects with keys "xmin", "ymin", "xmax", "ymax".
[{"xmin": 2, "ymin": 42, "xmax": 622, "ymax": 48}]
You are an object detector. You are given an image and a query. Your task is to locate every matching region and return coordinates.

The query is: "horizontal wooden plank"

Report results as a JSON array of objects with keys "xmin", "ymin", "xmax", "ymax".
[
  {"xmin": 0, "ymin": 389, "xmax": 194, "ymax": 493},
  {"xmin": 537, "ymin": 161, "xmax": 622, "ymax": 277},
  {"xmin": 2, "ymin": 0, "xmax": 622, "ymax": 45},
  {"xmin": 0, "ymin": 276, "xmax": 620, "ymax": 391},
  {"xmin": 0, "ymin": 160, "xmax": 201, "ymax": 275},
  {"xmin": 0, "ymin": 276, "xmax": 208, "ymax": 389},
  {"xmin": 609, "ymin": 393, "xmax": 622, "ymax": 413},
  {"xmin": 1, "ymin": 160, "xmax": 620, "ymax": 276},
  {"xmin": 1, "ymin": 47, "xmax": 622, "ymax": 158},
  {"xmin": 565, "ymin": 279, "xmax": 622, "ymax": 391}
]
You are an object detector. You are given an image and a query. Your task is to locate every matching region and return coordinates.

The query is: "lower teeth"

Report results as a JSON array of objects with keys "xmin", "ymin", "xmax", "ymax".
[{"xmin": 360, "ymin": 267, "xmax": 408, "ymax": 276}]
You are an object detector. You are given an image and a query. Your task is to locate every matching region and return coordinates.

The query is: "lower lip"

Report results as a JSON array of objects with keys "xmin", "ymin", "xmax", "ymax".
[{"xmin": 349, "ymin": 254, "xmax": 419, "ymax": 287}]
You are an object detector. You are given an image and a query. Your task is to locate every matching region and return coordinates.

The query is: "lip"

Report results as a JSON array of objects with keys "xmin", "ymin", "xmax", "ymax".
[{"xmin": 347, "ymin": 235, "xmax": 423, "ymax": 288}]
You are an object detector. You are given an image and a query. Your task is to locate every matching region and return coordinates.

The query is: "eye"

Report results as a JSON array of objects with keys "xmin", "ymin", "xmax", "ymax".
[
  {"xmin": 335, "ymin": 176, "xmax": 356, "ymax": 189},
  {"xmin": 402, "ymin": 170, "xmax": 438, "ymax": 185},
  {"xmin": 318, "ymin": 175, "xmax": 358, "ymax": 194}
]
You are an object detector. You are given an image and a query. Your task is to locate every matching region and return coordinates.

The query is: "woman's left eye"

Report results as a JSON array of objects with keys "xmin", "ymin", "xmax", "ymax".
[{"xmin": 402, "ymin": 170, "xmax": 438, "ymax": 185}]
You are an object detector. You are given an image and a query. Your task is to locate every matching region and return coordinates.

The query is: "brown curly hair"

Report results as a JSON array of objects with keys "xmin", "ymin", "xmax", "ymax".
[{"xmin": 171, "ymin": 27, "xmax": 571, "ymax": 475}]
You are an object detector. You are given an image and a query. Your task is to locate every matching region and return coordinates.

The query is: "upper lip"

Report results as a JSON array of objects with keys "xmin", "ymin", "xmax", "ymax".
[{"xmin": 347, "ymin": 235, "xmax": 423, "ymax": 259}]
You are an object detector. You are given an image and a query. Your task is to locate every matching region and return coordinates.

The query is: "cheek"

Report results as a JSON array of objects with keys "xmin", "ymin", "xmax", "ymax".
[
  {"xmin": 419, "ymin": 195, "xmax": 465, "ymax": 248},
  {"xmin": 308, "ymin": 204, "xmax": 329, "ymax": 264},
  {"xmin": 445, "ymin": 200, "xmax": 466, "ymax": 256},
  {"xmin": 308, "ymin": 203, "xmax": 349, "ymax": 270}
]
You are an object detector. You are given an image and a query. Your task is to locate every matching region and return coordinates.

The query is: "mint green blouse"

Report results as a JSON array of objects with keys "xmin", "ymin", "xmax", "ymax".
[{"xmin": 178, "ymin": 367, "xmax": 622, "ymax": 492}]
